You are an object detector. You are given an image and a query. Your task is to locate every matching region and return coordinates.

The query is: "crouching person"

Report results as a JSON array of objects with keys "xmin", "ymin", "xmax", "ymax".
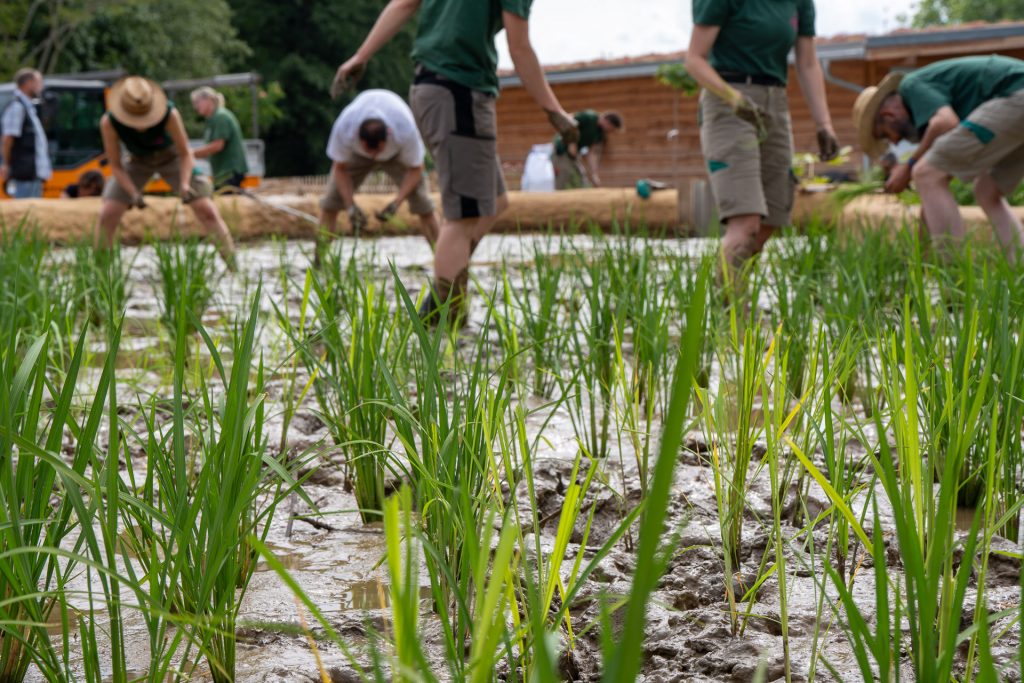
[{"xmin": 95, "ymin": 76, "xmax": 237, "ymax": 268}]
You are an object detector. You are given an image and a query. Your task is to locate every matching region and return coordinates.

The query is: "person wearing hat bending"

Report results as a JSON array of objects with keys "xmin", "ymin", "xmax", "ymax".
[
  {"xmin": 96, "ymin": 76, "xmax": 236, "ymax": 267},
  {"xmin": 317, "ymin": 88, "xmax": 439, "ymax": 264},
  {"xmin": 333, "ymin": 0, "xmax": 578, "ymax": 324},
  {"xmin": 686, "ymin": 0, "xmax": 839, "ymax": 277},
  {"xmin": 551, "ymin": 110, "xmax": 623, "ymax": 189},
  {"xmin": 853, "ymin": 55, "xmax": 1024, "ymax": 261}
]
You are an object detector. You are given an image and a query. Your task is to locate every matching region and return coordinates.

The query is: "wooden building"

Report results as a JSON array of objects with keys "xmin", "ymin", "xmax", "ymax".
[{"xmin": 496, "ymin": 22, "xmax": 1024, "ymax": 190}]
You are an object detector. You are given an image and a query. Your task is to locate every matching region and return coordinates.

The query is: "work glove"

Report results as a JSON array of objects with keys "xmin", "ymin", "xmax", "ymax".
[
  {"xmin": 547, "ymin": 109, "xmax": 579, "ymax": 150},
  {"xmin": 817, "ymin": 129, "xmax": 840, "ymax": 162},
  {"xmin": 347, "ymin": 204, "xmax": 368, "ymax": 234},
  {"xmin": 331, "ymin": 59, "xmax": 366, "ymax": 100},
  {"xmin": 375, "ymin": 200, "xmax": 400, "ymax": 223},
  {"xmin": 180, "ymin": 185, "xmax": 199, "ymax": 204},
  {"xmin": 130, "ymin": 193, "xmax": 148, "ymax": 210},
  {"xmin": 732, "ymin": 94, "xmax": 768, "ymax": 142}
]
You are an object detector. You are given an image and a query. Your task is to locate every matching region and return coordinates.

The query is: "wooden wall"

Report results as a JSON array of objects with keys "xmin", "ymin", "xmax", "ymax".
[{"xmin": 496, "ymin": 46, "xmax": 1024, "ymax": 190}]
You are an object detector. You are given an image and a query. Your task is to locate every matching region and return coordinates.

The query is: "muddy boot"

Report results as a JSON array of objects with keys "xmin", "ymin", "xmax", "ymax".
[{"xmin": 418, "ymin": 270, "xmax": 469, "ymax": 328}]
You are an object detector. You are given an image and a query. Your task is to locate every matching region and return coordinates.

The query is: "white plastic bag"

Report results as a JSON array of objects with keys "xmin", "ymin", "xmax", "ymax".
[{"xmin": 521, "ymin": 143, "xmax": 555, "ymax": 192}]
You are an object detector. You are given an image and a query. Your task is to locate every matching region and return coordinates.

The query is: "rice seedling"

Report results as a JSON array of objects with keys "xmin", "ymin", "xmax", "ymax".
[
  {"xmin": 289, "ymin": 246, "xmax": 411, "ymax": 523},
  {"xmin": 154, "ymin": 237, "xmax": 219, "ymax": 345}
]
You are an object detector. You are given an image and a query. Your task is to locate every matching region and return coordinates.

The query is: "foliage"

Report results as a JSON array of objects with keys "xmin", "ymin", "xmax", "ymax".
[
  {"xmin": 910, "ymin": 0, "xmax": 1024, "ymax": 26},
  {"xmin": 227, "ymin": 0, "xmax": 418, "ymax": 175},
  {"xmin": 655, "ymin": 63, "xmax": 700, "ymax": 97}
]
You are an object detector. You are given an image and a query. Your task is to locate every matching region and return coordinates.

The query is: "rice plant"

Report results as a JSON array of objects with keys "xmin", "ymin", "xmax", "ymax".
[{"xmin": 154, "ymin": 237, "xmax": 219, "ymax": 345}]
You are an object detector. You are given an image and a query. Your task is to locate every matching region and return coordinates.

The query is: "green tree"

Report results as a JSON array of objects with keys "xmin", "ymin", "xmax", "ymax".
[
  {"xmin": 228, "ymin": 0, "xmax": 417, "ymax": 176},
  {"xmin": 911, "ymin": 0, "xmax": 1024, "ymax": 26}
]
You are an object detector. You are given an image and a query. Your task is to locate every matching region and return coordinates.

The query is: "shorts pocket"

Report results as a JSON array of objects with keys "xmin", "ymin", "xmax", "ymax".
[{"xmin": 447, "ymin": 133, "xmax": 496, "ymax": 202}]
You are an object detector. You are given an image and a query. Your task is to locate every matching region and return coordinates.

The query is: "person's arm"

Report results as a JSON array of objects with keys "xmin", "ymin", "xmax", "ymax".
[
  {"xmin": 101, "ymin": 115, "xmax": 141, "ymax": 201},
  {"xmin": 193, "ymin": 138, "xmax": 225, "ymax": 159},
  {"xmin": 394, "ymin": 165, "xmax": 423, "ymax": 206},
  {"xmin": 503, "ymin": 11, "xmax": 576, "ymax": 138},
  {"xmin": 332, "ymin": 162, "xmax": 356, "ymax": 209},
  {"xmin": 684, "ymin": 25, "xmax": 743, "ymax": 108},
  {"xmin": 885, "ymin": 106, "xmax": 959, "ymax": 193},
  {"xmin": 0, "ymin": 135, "xmax": 12, "ymax": 180},
  {"xmin": 166, "ymin": 109, "xmax": 195, "ymax": 192},
  {"xmin": 333, "ymin": 0, "xmax": 421, "ymax": 95},
  {"xmin": 794, "ymin": 36, "xmax": 839, "ymax": 160}
]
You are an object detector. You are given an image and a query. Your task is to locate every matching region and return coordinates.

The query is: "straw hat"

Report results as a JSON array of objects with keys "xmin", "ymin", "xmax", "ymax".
[
  {"xmin": 108, "ymin": 76, "xmax": 168, "ymax": 130},
  {"xmin": 851, "ymin": 72, "xmax": 904, "ymax": 161}
]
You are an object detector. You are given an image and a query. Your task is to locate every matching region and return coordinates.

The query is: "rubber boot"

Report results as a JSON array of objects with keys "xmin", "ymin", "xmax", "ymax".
[{"xmin": 418, "ymin": 269, "xmax": 469, "ymax": 328}]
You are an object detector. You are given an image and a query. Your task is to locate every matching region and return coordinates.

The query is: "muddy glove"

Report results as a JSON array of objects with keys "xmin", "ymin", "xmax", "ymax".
[
  {"xmin": 347, "ymin": 204, "xmax": 368, "ymax": 234},
  {"xmin": 547, "ymin": 109, "xmax": 579, "ymax": 150},
  {"xmin": 732, "ymin": 95, "xmax": 768, "ymax": 142},
  {"xmin": 180, "ymin": 186, "xmax": 199, "ymax": 204},
  {"xmin": 130, "ymin": 193, "xmax": 148, "ymax": 210},
  {"xmin": 817, "ymin": 129, "xmax": 840, "ymax": 162},
  {"xmin": 331, "ymin": 59, "xmax": 366, "ymax": 100},
  {"xmin": 375, "ymin": 200, "xmax": 400, "ymax": 223}
]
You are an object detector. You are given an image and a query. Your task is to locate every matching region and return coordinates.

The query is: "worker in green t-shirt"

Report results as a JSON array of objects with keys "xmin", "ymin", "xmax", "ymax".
[
  {"xmin": 551, "ymin": 110, "xmax": 623, "ymax": 189},
  {"xmin": 191, "ymin": 87, "xmax": 249, "ymax": 190},
  {"xmin": 332, "ymin": 0, "xmax": 578, "ymax": 326},
  {"xmin": 685, "ymin": 0, "xmax": 839, "ymax": 278},
  {"xmin": 853, "ymin": 55, "xmax": 1024, "ymax": 261}
]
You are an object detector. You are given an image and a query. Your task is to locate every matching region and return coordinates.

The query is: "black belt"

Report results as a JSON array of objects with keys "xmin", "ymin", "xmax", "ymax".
[{"xmin": 719, "ymin": 71, "xmax": 784, "ymax": 88}]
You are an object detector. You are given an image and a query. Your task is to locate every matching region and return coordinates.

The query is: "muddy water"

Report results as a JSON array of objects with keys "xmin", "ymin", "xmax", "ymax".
[{"xmin": 31, "ymin": 235, "xmax": 1023, "ymax": 682}]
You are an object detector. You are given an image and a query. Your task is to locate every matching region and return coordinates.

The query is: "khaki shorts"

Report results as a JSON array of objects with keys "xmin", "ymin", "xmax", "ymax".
[
  {"xmin": 699, "ymin": 84, "xmax": 795, "ymax": 227},
  {"xmin": 410, "ymin": 76, "xmax": 506, "ymax": 220},
  {"xmin": 926, "ymin": 89, "xmax": 1024, "ymax": 195},
  {"xmin": 103, "ymin": 148, "xmax": 212, "ymax": 204},
  {"xmin": 320, "ymin": 155, "xmax": 434, "ymax": 215}
]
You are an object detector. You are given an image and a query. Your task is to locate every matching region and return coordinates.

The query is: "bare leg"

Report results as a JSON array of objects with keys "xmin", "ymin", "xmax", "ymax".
[
  {"xmin": 719, "ymin": 213, "xmax": 763, "ymax": 280},
  {"xmin": 974, "ymin": 171, "xmax": 1024, "ymax": 262},
  {"xmin": 315, "ymin": 209, "xmax": 340, "ymax": 267},
  {"xmin": 189, "ymin": 197, "xmax": 237, "ymax": 270},
  {"xmin": 96, "ymin": 200, "xmax": 129, "ymax": 250},
  {"xmin": 417, "ymin": 211, "xmax": 440, "ymax": 250},
  {"xmin": 913, "ymin": 160, "xmax": 965, "ymax": 255}
]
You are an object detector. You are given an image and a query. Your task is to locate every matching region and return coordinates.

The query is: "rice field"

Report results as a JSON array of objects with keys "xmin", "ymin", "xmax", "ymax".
[{"xmin": 1, "ymin": 220, "xmax": 1023, "ymax": 682}]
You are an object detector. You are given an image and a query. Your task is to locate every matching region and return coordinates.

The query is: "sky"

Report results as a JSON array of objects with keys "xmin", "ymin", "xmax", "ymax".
[{"xmin": 497, "ymin": 0, "xmax": 919, "ymax": 69}]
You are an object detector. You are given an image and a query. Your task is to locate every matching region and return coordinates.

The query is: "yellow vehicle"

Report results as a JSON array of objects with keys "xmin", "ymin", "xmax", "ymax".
[{"xmin": 0, "ymin": 72, "xmax": 264, "ymax": 199}]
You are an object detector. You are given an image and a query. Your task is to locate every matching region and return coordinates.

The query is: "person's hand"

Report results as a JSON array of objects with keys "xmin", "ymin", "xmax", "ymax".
[
  {"xmin": 332, "ymin": 56, "xmax": 366, "ymax": 100},
  {"xmin": 375, "ymin": 199, "xmax": 400, "ymax": 223},
  {"xmin": 347, "ymin": 204, "xmax": 368, "ymax": 234},
  {"xmin": 731, "ymin": 93, "xmax": 768, "ymax": 141},
  {"xmin": 180, "ymin": 185, "xmax": 198, "ymax": 204},
  {"xmin": 885, "ymin": 162, "xmax": 913, "ymax": 194},
  {"xmin": 817, "ymin": 128, "xmax": 840, "ymax": 162},
  {"xmin": 546, "ymin": 109, "xmax": 579, "ymax": 149},
  {"xmin": 130, "ymin": 193, "xmax": 148, "ymax": 210}
]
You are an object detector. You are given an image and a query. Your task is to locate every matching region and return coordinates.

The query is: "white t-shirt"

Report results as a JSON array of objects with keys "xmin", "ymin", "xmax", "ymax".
[{"xmin": 326, "ymin": 89, "xmax": 424, "ymax": 167}]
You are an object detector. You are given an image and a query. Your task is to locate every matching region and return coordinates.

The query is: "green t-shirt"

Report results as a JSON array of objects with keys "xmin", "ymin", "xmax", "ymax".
[
  {"xmin": 110, "ymin": 102, "xmax": 174, "ymax": 157},
  {"xmin": 554, "ymin": 110, "xmax": 603, "ymax": 155},
  {"xmin": 204, "ymin": 107, "xmax": 249, "ymax": 183},
  {"xmin": 899, "ymin": 55, "xmax": 1024, "ymax": 131},
  {"xmin": 412, "ymin": 0, "xmax": 532, "ymax": 96},
  {"xmin": 693, "ymin": 0, "xmax": 816, "ymax": 86}
]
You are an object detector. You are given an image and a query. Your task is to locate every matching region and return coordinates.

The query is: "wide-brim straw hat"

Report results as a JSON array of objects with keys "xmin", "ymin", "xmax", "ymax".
[
  {"xmin": 108, "ymin": 76, "xmax": 168, "ymax": 130},
  {"xmin": 851, "ymin": 72, "xmax": 904, "ymax": 161}
]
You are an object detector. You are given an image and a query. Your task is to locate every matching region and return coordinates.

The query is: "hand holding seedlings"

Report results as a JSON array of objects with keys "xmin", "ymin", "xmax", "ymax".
[
  {"xmin": 130, "ymin": 193, "xmax": 148, "ymax": 210},
  {"xmin": 885, "ymin": 162, "xmax": 913, "ymax": 194},
  {"xmin": 347, "ymin": 204, "xmax": 368, "ymax": 234},
  {"xmin": 375, "ymin": 199, "xmax": 400, "ymax": 223}
]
